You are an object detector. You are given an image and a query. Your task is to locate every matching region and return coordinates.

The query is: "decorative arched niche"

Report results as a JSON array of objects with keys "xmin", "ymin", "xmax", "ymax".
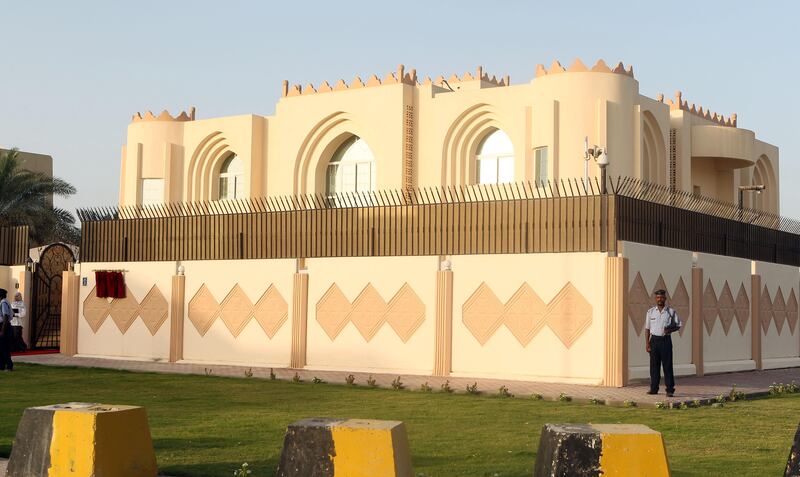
[
  {"xmin": 752, "ymin": 154, "xmax": 777, "ymax": 212},
  {"xmin": 641, "ymin": 111, "xmax": 666, "ymax": 185}
]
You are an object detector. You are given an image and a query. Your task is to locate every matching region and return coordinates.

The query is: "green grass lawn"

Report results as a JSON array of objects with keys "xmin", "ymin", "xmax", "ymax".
[{"xmin": 0, "ymin": 364, "xmax": 796, "ymax": 476}]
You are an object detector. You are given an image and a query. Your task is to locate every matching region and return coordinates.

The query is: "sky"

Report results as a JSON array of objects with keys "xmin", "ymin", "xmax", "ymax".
[{"xmin": 1, "ymin": 1, "xmax": 798, "ymax": 217}]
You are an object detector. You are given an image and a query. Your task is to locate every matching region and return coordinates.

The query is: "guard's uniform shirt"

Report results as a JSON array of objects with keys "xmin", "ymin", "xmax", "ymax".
[{"xmin": 645, "ymin": 306, "xmax": 681, "ymax": 337}]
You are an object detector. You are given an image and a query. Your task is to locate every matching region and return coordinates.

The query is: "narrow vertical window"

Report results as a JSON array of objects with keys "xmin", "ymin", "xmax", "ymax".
[{"xmin": 534, "ymin": 147, "xmax": 548, "ymax": 183}]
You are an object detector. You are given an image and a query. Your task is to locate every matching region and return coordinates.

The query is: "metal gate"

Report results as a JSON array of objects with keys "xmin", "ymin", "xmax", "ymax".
[{"xmin": 30, "ymin": 243, "xmax": 75, "ymax": 349}]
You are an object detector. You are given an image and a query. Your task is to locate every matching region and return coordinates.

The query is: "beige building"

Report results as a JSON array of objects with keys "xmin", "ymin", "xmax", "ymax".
[{"xmin": 120, "ymin": 59, "xmax": 778, "ymax": 213}]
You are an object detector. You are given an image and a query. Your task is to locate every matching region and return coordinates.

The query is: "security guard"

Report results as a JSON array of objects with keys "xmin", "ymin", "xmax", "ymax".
[{"xmin": 645, "ymin": 289, "xmax": 681, "ymax": 397}]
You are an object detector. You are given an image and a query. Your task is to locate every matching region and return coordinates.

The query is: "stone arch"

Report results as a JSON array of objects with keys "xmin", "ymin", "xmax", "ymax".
[
  {"xmin": 186, "ymin": 131, "xmax": 237, "ymax": 202},
  {"xmin": 293, "ymin": 112, "xmax": 375, "ymax": 195},
  {"xmin": 752, "ymin": 154, "xmax": 777, "ymax": 212},
  {"xmin": 441, "ymin": 104, "xmax": 514, "ymax": 186},
  {"xmin": 641, "ymin": 111, "xmax": 666, "ymax": 184}
]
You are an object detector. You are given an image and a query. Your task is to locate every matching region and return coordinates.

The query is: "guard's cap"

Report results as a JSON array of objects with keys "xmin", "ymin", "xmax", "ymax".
[{"xmin": 654, "ymin": 289, "xmax": 667, "ymax": 296}]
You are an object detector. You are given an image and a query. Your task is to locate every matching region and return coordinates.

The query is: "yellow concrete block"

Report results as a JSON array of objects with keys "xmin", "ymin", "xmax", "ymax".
[
  {"xmin": 330, "ymin": 419, "xmax": 412, "ymax": 477},
  {"xmin": 43, "ymin": 403, "xmax": 157, "ymax": 477},
  {"xmin": 597, "ymin": 424, "xmax": 670, "ymax": 477}
]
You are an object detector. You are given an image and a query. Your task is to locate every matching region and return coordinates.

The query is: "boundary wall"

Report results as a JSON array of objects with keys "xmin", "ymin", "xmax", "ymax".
[{"xmin": 62, "ymin": 242, "xmax": 800, "ymax": 386}]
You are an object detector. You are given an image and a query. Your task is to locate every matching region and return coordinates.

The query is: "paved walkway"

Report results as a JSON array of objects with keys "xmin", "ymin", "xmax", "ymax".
[{"xmin": 15, "ymin": 354, "xmax": 800, "ymax": 407}]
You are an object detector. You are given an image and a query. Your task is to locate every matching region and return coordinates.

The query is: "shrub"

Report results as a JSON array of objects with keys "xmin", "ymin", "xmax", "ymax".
[
  {"xmin": 498, "ymin": 385, "xmax": 513, "ymax": 398},
  {"xmin": 391, "ymin": 376, "xmax": 405, "ymax": 390},
  {"xmin": 269, "ymin": 368, "xmax": 276, "ymax": 380},
  {"xmin": 530, "ymin": 393, "xmax": 543, "ymax": 401},
  {"xmin": 678, "ymin": 402, "xmax": 689, "ymax": 410},
  {"xmin": 367, "ymin": 375, "xmax": 378, "ymax": 387},
  {"xmin": 714, "ymin": 394, "xmax": 726, "ymax": 404},
  {"xmin": 244, "ymin": 368, "xmax": 253, "ymax": 378},
  {"xmin": 440, "ymin": 380, "xmax": 453, "ymax": 393},
  {"xmin": 204, "ymin": 368, "xmax": 213, "ymax": 376},
  {"xmin": 466, "ymin": 382, "xmax": 480, "ymax": 395},
  {"xmin": 589, "ymin": 397, "xmax": 604, "ymax": 405},
  {"xmin": 312, "ymin": 377, "xmax": 325, "ymax": 384},
  {"xmin": 623, "ymin": 400, "xmax": 637, "ymax": 408},
  {"xmin": 420, "ymin": 382, "xmax": 432, "ymax": 392},
  {"xmin": 345, "ymin": 374, "xmax": 356, "ymax": 385},
  {"xmin": 558, "ymin": 393, "xmax": 572, "ymax": 402},
  {"xmin": 691, "ymin": 399, "xmax": 702, "ymax": 408},
  {"xmin": 292, "ymin": 372, "xmax": 302, "ymax": 383},
  {"xmin": 233, "ymin": 462, "xmax": 252, "ymax": 476},
  {"xmin": 655, "ymin": 401, "xmax": 666, "ymax": 409},
  {"xmin": 728, "ymin": 384, "xmax": 745, "ymax": 402}
]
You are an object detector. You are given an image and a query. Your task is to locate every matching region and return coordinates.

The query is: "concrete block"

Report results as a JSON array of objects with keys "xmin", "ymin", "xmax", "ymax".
[
  {"xmin": 786, "ymin": 422, "xmax": 800, "ymax": 476},
  {"xmin": 7, "ymin": 402, "xmax": 158, "ymax": 477},
  {"xmin": 277, "ymin": 417, "xmax": 412, "ymax": 477},
  {"xmin": 533, "ymin": 423, "xmax": 670, "ymax": 477}
]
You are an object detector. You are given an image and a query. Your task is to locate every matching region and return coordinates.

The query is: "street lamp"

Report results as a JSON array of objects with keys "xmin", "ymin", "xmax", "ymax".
[{"xmin": 584, "ymin": 137, "xmax": 609, "ymax": 194}]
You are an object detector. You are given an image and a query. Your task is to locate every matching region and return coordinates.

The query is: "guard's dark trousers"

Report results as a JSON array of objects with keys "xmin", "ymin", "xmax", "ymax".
[
  {"xmin": 0, "ymin": 339, "xmax": 12, "ymax": 371},
  {"xmin": 649, "ymin": 335, "xmax": 674, "ymax": 393}
]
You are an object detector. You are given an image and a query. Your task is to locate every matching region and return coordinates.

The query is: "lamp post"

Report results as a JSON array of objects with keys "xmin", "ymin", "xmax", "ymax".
[
  {"xmin": 737, "ymin": 184, "xmax": 765, "ymax": 220},
  {"xmin": 584, "ymin": 137, "xmax": 609, "ymax": 194}
]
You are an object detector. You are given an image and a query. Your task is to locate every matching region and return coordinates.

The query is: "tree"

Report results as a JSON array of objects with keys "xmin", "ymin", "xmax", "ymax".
[{"xmin": 0, "ymin": 148, "xmax": 80, "ymax": 245}]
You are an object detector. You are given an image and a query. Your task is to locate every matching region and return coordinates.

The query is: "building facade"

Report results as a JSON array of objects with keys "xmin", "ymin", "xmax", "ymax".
[{"xmin": 119, "ymin": 59, "xmax": 778, "ymax": 213}]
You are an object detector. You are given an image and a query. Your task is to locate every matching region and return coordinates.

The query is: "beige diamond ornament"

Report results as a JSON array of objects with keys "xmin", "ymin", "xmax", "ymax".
[
  {"xmin": 772, "ymin": 288, "xmax": 787, "ymax": 335},
  {"xmin": 733, "ymin": 283, "xmax": 750, "ymax": 335},
  {"xmin": 760, "ymin": 285, "xmax": 773, "ymax": 334},
  {"xmin": 627, "ymin": 273, "xmax": 650, "ymax": 336},
  {"xmin": 139, "ymin": 285, "xmax": 169, "ymax": 335},
  {"xmin": 462, "ymin": 282, "xmax": 504, "ymax": 345},
  {"xmin": 219, "ymin": 284, "xmax": 254, "ymax": 337},
  {"xmin": 109, "ymin": 287, "xmax": 139, "ymax": 334},
  {"xmin": 545, "ymin": 282, "xmax": 593, "ymax": 349},
  {"xmin": 502, "ymin": 283, "xmax": 547, "ymax": 347},
  {"xmin": 702, "ymin": 281, "xmax": 719, "ymax": 334},
  {"xmin": 316, "ymin": 283, "xmax": 352, "ymax": 341},
  {"xmin": 385, "ymin": 283, "xmax": 426, "ymax": 343},
  {"xmin": 349, "ymin": 284, "xmax": 387, "ymax": 341},
  {"xmin": 717, "ymin": 282, "xmax": 736, "ymax": 336},
  {"xmin": 787, "ymin": 290, "xmax": 798, "ymax": 335},
  {"xmin": 671, "ymin": 277, "xmax": 690, "ymax": 336},
  {"xmin": 253, "ymin": 285, "xmax": 289, "ymax": 339},
  {"xmin": 652, "ymin": 274, "xmax": 670, "ymax": 299},
  {"xmin": 188, "ymin": 284, "xmax": 220, "ymax": 336},
  {"xmin": 83, "ymin": 287, "xmax": 111, "ymax": 333}
]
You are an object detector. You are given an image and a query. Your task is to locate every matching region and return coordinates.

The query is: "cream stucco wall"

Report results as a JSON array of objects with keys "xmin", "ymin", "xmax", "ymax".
[
  {"xmin": 618, "ymin": 242, "xmax": 695, "ymax": 379},
  {"xmin": 754, "ymin": 260, "xmax": 800, "ymax": 368},
  {"xmin": 118, "ymin": 61, "xmax": 780, "ymax": 213},
  {"xmin": 450, "ymin": 252, "xmax": 607, "ymax": 384},
  {"xmin": 77, "ymin": 261, "xmax": 173, "ymax": 360},
  {"xmin": 181, "ymin": 259, "xmax": 295, "ymax": 367},
  {"xmin": 305, "ymin": 256, "xmax": 437, "ymax": 374}
]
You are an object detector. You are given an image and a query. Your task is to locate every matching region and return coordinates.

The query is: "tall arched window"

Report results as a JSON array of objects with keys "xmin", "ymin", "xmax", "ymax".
[
  {"xmin": 326, "ymin": 136, "xmax": 376, "ymax": 195},
  {"xmin": 476, "ymin": 129, "xmax": 514, "ymax": 184},
  {"xmin": 219, "ymin": 154, "xmax": 244, "ymax": 200}
]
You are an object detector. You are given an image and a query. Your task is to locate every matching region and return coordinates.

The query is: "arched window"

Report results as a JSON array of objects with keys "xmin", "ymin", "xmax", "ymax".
[
  {"xmin": 326, "ymin": 136, "xmax": 376, "ymax": 195},
  {"xmin": 219, "ymin": 154, "xmax": 244, "ymax": 200},
  {"xmin": 476, "ymin": 129, "xmax": 514, "ymax": 184}
]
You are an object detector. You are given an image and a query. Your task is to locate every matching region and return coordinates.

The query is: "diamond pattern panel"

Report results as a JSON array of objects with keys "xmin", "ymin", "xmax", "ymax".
[
  {"xmin": 546, "ymin": 283, "xmax": 593, "ymax": 349},
  {"xmin": 717, "ymin": 282, "xmax": 736, "ymax": 336},
  {"xmin": 652, "ymin": 275, "xmax": 670, "ymax": 299},
  {"xmin": 461, "ymin": 281, "xmax": 592, "ymax": 349},
  {"xmin": 627, "ymin": 273, "xmax": 650, "ymax": 336},
  {"xmin": 385, "ymin": 283, "xmax": 426, "ymax": 343},
  {"xmin": 109, "ymin": 287, "xmax": 140, "ymax": 333},
  {"xmin": 139, "ymin": 285, "xmax": 169, "ymax": 335},
  {"xmin": 462, "ymin": 283, "xmax": 505, "ymax": 346},
  {"xmin": 773, "ymin": 288, "xmax": 787, "ymax": 335},
  {"xmin": 787, "ymin": 290, "xmax": 799, "ymax": 335},
  {"xmin": 315, "ymin": 282, "xmax": 427, "ymax": 342},
  {"xmin": 671, "ymin": 278, "xmax": 690, "ymax": 337},
  {"xmin": 188, "ymin": 283, "xmax": 289, "ymax": 339},
  {"xmin": 702, "ymin": 281, "xmax": 719, "ymax": 334},
  {"xmin": 734, "ymin": 284, "xmax": 750, "ymax": 335},
  {"xmin": 83, "ymin": 288, "xmax": 112, "ymax": 332},
  {"xmin": 760, "ymin": 285, "xmax": 774, "ymax": 334},
  {"xmin": 253, "ymin": 285, "xmax": 289, "ymax": 339},
  {"xmin": 502, "ymin": 284, "xmax": 547, "ymax": 346},
  {"xmin": 219, "ymin": 284, "xmax": 255, "ymax": 337},
  {"xmin": 350, "ymin": 284, "xmax": 388, "ymax": 341},
  {"xmin": 188, "ymin": 284, "xmax": 220, "ymax": 336}
]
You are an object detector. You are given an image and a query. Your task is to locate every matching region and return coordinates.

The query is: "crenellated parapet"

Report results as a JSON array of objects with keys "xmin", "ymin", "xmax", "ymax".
[
  {"xmin": 282, "ymin": 64, "xmax": 418, "ymax": 97},
  {"xmin": 534, "ymin": 59, "xmax": 634, "ymax": 78},
  {"xmin": 131, "ymin": 107, "xmax": 196, "ymax": 123},
  {"xmin": 421, "ymin": 66, "xmax": 510, "ymax": 89},
  {"xmin": 658, "ymin": 91, "xmax": 737, "ymax": 127}
]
